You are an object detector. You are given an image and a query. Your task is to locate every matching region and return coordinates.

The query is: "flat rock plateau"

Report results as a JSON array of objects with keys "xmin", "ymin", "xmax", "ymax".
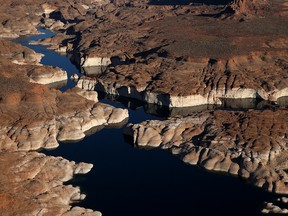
[{"xmin": 0, "ymin": 0, "xmax": 288, "ymax": 215}]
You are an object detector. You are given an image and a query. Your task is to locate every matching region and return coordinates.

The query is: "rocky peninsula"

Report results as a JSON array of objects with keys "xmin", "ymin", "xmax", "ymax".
[
  {"xmin": 54, "ymin": 0, "xmax": 288, "ymax": 107},
  {"xmin": 124, "ymin": 109, "xmax": 288, "ymax": 193}
]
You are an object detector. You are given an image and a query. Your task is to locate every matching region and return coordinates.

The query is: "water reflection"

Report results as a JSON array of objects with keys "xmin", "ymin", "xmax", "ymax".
[{"xmin": 81, "ymin": 66, "xmax": 107, "ymax": 77}]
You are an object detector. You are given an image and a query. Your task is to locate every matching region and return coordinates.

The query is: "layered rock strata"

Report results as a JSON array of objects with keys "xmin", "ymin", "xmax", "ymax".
[
  {"xmin": 77, "ymin": 50, "xmax": 288, "ymax": 107},
  {"xmin": 27, "ymin": 66, "xmax": 67, "ymax": 85},
  {"xmin": 124, "ymin": 109, "xmax": 288, "ymax": 194},
  {"xmin": 2, "ymin": 0, "xmax": 285, "ymax": 108}
]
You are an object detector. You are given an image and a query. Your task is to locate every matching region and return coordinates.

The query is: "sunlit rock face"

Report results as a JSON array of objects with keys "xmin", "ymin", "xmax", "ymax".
[
  {"xmin": 0, "ymin": 151, "xmax": 102, "ymax": 216},
  {"xmin": 229, "ymin": 0, "xmax": 271, "ymax": 17},
  {"xmin": 27, "ymin": 66, "xmax": 68, "ymax": 85},
  {"xmin": 0, "ymin": 0, "xmax": 287, "ymax": 215},
  {"xmin": 76, "ymin": 50, "xmax": 288, "ymax": 107},
  {"xmin": 125, "ymin": 109, "xmax": 288, "ymax": 194}
]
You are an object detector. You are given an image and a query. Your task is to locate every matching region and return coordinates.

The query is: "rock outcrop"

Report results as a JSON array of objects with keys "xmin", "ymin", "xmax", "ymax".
[
  {"xmin": 2, "ymin": 0, "xmax": 286, "ymax": 108},
  {"xmin": 59, "ymin": 0, "xmax": 287, "ymax": 107},
  {"xmin": 0, "ymin": 20, "xmax": 128, "ymax": 215},
  {"xmin": 27, "ymin": 66, "xmax": 67, "ymax": 85},
  {"xmin": 0, "ymin": 151, "xmax": 101, "ymax": 216},
  {"xmin": 77, "ymin": 50, "xmax": 288, "ymax": 107},
  {"xmin": 0, "ymin": 39, "xmax": 128, "ymax": 151},
  {"xmin": 124, "ymin": 109, "xmax": 288, "ymax": 194},
  {"xmin": 229, "ymin": 0, "xmax": 271, "ymax": 17}
]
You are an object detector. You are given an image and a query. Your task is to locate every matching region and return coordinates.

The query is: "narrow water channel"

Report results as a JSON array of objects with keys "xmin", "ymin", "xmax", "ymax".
[{"xmin": 17, "ymin": 29, "xmax": 279, "ymax": 216}]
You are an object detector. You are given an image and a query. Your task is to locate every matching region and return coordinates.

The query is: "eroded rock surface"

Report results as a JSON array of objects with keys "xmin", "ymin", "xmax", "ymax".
[
  {"xmin": 67, "ymin": 0, "xmax": 288, "ymax": 107},
  {"xmin": 0, "ymin": 43, "xmax": 126, "ymax": 215},
  {"xmin": 0, "ymin": 39, "xmax": 128, "ymax": 151},
  {"xmin": 0, "ymin": 12, "xmax": 128, "ymax": 215},
  {"xmin": 0, "ymin": 0, "xmax": 288, "ymax": 215},
  {"xmin": 124, "ymin": 109, "xmax": 288, "ymax": 194},
  {"xmin": 1, "ymin": 0, "xmax": 287, "ymax": 107},
  {"xmin": 0, "ymin": 151, "xmax": 101, "ymax": 216}
]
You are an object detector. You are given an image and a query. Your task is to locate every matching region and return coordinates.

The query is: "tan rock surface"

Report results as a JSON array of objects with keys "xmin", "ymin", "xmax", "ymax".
[
  {"xmin": 124, "ymin": 108, "xmax": 288, "ymax": 194},
  {"xmin": 27, "ymin": 66, "xmax": 67, "ymax": 85},
  {"xmin": 0, "ymin": 9, "xmax": 128, "ymax": 215},
  {"xmin": 0, "ymin": 0, "xmax": 287, "ymax": 215},
  {"xmin": 0, "ymin": 151, "xmax": 101, "ymax": 216},
  {"xmin": 2, "ymin": 0, "xmax": 286, "ymax": 107},
  {"xmin": 52, "ymin": 0, "xmax": 287, "ymax": 107},
  {"xmin": 0, "ymin": 39, "xmax": 128, "ymax": 151}
]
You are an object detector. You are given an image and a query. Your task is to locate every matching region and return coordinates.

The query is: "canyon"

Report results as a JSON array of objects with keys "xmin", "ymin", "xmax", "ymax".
[{"xmin": 0, "ymin": 0, "xmax": 288, "ymax": 215}]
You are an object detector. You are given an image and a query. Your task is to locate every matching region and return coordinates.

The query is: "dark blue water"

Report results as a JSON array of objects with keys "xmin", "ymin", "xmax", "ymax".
[
  {"xmin": 43, "ymin": 99, "xmax": 277, "ymax": 216},
  {"xmin": 14, "ymin": 28, "xmax": 81, "ymax": 91},
  {"xmin": 19, "ymin": 29, "xmax": 279, "ymax": 216}
]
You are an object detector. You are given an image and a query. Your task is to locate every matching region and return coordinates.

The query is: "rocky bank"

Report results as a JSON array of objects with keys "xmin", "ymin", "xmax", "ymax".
[
  {"xmin": 0, "ymin": 151, "xmax": 101, "ymax": 216},
  {"xmin": 0, "ymin": 39, "xmax": 129, "ymax": 152},
  {"xmin": 0, "ymin": 16, "xmax": 128, "ymax": 215},
  {"xmin": 2, "ymin": 0, "xmax": 286, "ymax": 107},
  {"xmin": 124, "ymin": 108, "xmax": 288, "ymax": 194},
  {"xmin": 0, "ymin": 0, "xmax": 288, "ymax": 215},
  {"xmin": 26, "ymin": 0, "xmax": 287, "ymax": 107}
]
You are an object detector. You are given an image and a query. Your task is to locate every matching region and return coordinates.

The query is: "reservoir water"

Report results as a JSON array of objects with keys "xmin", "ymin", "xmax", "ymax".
[{"xmin": 17, "ymin": 29, "xmax": 279, "ymax": 216}]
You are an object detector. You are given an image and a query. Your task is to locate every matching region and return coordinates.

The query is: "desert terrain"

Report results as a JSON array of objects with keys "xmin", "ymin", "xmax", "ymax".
[{"xmin": 0, "ymin": 0, "xmax": 288, "ymax": 215}]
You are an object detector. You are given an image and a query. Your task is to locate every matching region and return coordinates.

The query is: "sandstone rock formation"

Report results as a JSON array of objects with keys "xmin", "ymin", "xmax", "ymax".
[
  {"xmin": 262, "ymin": 202, "xmax": 288, "ymax": 214},
  {"xmin": 0, "ymin": 13, "xmax": 128, "ymax": 215},
  {"xmin": 0, "ymin": 37, "xmax": 129, "ymax": 150},
  {"xmin": 124, "ymin": 109, "xmax": 288, "ymax": 194},
  {"xmin": 0, "ymin": 151, "xmax": 101, "ymax": 216},
  {"xmin": 2, "ymin": 0, "xmax": 285, "ymax": 108},
  {"xmin": 0, "ymin": 45, "xmax": 127, "ymax": 215},
  {"xmin": 59, "ymin": 0, "xmax": 287, "ymax": 107},
  {"xmin": 0, "ymin": 0, "xmax": 288, "ymax": 215},
  {"xmin": 0, "ymin": 39, "xmax": 67, "ymax": 85}
]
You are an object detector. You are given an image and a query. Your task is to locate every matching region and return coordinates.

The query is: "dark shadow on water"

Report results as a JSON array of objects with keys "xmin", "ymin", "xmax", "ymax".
[
  {"xmin": 98, "ymin": 92, "xmax": 217, "ymax": 118},
  {"xmin": 14, "ymin": 28, "xmax": 81, "ymax": 92},
  {"xmin": 99, "ymin": 92, "xmax": 286, "ymax": 118},
  {"xmin": 149, "ymin": 0, "xmax": 233, "ymax": 6}
]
